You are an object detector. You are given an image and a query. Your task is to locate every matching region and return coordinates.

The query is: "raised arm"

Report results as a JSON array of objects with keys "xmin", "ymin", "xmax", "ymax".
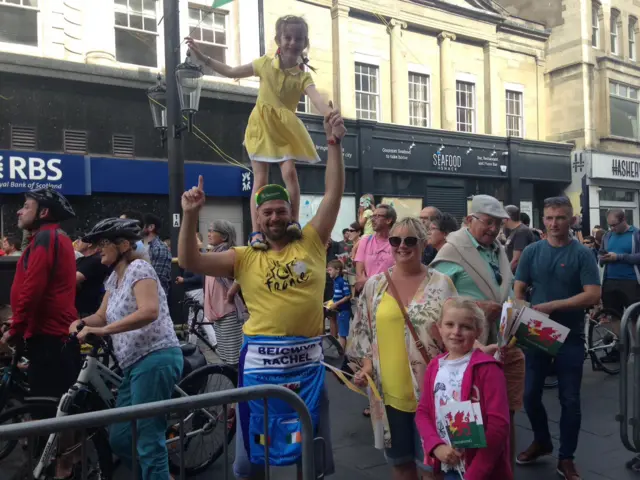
[
  {"xmin": 185, "ymin": 37, "xmax": 254, "ymax": 78},
  {"xmin": 309, "ymin": 107, "xmax": 347, "ymax": 245},
  {"xmin": 305, "ymin": 85, "xmax": 332, "ymax": 117},
  {"xmin": 178, "ymin": 176, "xmax": 236, "ymax": 278}
]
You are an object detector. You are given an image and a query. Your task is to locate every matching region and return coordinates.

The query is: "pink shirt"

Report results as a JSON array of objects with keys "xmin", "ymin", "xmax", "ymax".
[
  {"xmin": 204, "ymin": 276, "xmax": 235, "ymax": 321},
  {"xmin": 354, "ymin": 234, "xmax": 395, "ymax": 277}
]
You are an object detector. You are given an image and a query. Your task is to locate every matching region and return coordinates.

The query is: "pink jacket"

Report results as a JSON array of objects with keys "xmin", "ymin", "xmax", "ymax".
[{"xmin": 415, "ymin": 349, "xmax": 512, "ymax": 480}]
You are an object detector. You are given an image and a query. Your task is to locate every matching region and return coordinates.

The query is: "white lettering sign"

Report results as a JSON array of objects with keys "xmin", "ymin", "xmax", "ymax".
[
  {"xmin": 0, "ymin": 155, "xmax": 62, "ymax": 182},
  {"xmin": 433, "ymin": 152, "xmax": 462, "ymax": 172}
]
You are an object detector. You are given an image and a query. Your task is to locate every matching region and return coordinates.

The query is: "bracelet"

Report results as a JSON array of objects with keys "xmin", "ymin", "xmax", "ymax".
[{"xmin": 328, "ymin": 137, "xmax": 341, "ymax": 145}]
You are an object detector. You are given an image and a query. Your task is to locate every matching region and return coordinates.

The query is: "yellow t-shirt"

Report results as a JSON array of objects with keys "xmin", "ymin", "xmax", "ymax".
[
  {"xmin": 377, "ymin": 292, "xmax": 417, "ymax": 412},
  {"xmin": 233, "ymin": 224, "xmax": 326, "ymax": 338},
  {"xmin": 363, "ymin": 209, "xmax": 374, "ymax": 236}
]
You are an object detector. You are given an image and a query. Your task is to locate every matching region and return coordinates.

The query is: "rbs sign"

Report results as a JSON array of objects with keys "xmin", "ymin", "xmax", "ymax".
[{"xmin": 0, "ymin": 151, "xmax": 89, "ymax": 195}]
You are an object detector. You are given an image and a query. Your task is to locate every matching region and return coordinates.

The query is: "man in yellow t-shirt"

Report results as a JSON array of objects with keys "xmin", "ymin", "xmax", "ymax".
[{"xmin": 178, "ymin": 111, "xmax": 346, "ymax": 479}]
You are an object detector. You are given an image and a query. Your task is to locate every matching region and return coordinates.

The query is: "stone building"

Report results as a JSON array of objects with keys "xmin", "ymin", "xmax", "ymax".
[{"xmin": 0, "ymin": 0, "xmax": 572, "ymax": 237}]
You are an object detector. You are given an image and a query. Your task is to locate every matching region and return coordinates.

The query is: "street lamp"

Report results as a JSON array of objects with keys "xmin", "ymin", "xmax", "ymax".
[
  {"xmin": 146, "ymin": 74, "xmax": 167, "ymax": 146},
  {"xmin": 174, "ymin": 51, "xmax": 204, "ymax": 136}
]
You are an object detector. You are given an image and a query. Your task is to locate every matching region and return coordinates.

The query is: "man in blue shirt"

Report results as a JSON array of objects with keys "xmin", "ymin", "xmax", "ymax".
[
  {"xmin": 327, "ymin": 259, "xmax": 351, "ymax": 350},
  {"xmin": 514, "ymin": 196, "xmax": 601, "ymax": 480},
  {"xmin": 599, "ymin": 209, "xmax": 640, "ymax": 363}
]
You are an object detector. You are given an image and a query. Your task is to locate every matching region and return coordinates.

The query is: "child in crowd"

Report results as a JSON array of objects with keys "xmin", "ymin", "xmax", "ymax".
[
  {"xmin": 326, "ymin": 259, "xmax": 352, "ymax": 350},
  {"xmin": 358, "ymin": 194, "xmax": 375, "ymax": 236},
  {"xmin": 186, "ymin": 15, "xmax": 337, "ymax": 250},
  {"xmin": 415, "ymin": 297, "xmax": 512, "ymax": 480}
]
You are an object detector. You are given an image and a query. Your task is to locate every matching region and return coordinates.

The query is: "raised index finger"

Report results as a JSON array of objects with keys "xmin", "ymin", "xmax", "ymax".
[{"xmin": 197, "ymin": 175, "xmax": 204, "ymax": 190}]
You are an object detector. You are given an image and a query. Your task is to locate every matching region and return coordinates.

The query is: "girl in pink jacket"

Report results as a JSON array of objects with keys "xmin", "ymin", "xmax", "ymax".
[{"xmin": 415, "ymin": 297, "xmax": 512, "ymax": 480}]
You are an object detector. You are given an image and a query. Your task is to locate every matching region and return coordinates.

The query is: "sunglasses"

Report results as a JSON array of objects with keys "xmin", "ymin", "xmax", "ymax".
[
  {"xmin": 389, "ymin": 236, "xmax": 419, "ymax": 248},
  {"xmin": 347, "ymin": 229, "xmax": 356, "ymax": 233}
]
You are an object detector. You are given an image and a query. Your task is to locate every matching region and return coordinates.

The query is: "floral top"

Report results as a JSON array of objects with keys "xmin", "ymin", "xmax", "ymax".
[
  {"xmin": 347, "ymin": 267, "xmax": 457, "ymax": 449},
  {"xmin": 105, "ymin": 259, "xmax": 179, "ymax": 370}
]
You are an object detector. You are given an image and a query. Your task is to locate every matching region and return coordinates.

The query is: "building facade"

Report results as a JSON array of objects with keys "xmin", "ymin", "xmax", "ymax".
[{"xmin": 0, "ymin": 0, "xmax": 572, "ymax": 238}]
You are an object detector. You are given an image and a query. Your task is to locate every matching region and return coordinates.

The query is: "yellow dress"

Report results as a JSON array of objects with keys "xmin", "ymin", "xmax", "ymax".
[{"xmin": 244, "ymin": 55, "xmax": 320, "ymax": 164}]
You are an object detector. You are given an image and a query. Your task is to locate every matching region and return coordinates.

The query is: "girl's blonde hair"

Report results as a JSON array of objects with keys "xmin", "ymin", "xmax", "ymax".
[
  {"xmin": 439, "ymin": 297, "xmax": 486, "ymax": 332},
  {"xmin": 390, "ymin": 217, "xmax": 428, "ymax": 244},
  {"xmin": 274, "ymin": 15, "xmax": 316, "ymax": 72}
]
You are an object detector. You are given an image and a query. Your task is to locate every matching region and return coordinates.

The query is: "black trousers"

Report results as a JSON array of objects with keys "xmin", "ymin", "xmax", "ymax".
[{"xmin": 26, "ymin": 335, "xmax": 82, "ymax": 399}]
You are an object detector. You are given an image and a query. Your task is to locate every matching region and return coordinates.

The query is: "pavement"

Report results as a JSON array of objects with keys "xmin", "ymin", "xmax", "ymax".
[{"xmin": 1, "ymin": 357, "xmax": 638, "ymax": 480}]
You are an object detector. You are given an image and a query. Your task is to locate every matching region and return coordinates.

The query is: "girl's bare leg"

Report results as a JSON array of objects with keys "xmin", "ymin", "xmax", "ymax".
[
  {"xmin": 280, "ymin": 159, "xmax": 300, "ymax": 223},
  {"xmin": 249, "ymin": 160, "xmax": 269, "ymax": 248}
]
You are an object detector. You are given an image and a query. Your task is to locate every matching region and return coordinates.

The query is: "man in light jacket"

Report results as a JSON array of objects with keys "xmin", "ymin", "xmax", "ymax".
[{"xmin": 431, "ymin": 194, "xmax": 525, "ymax": 471}]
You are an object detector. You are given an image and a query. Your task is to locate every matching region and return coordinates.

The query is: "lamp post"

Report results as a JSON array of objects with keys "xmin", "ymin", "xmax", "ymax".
[{"xmin": 147, "ymin": 0, "xmax": 203, "ymax": 320}]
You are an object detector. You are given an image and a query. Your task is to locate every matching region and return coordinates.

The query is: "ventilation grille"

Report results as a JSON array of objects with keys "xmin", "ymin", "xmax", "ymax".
[
  {"xmin": 64, "ymin": 130, "xmax": 88, "ymax": 153},
  {"xmin": 10, "ymin": 126, "xmax": 36, "ymax": 150},
  {"xmin": 112, "ymin": 134, "xmax": 135, "ymax": 157}
]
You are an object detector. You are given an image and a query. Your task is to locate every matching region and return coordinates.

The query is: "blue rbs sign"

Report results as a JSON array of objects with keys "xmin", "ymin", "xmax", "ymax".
[{"xmin": 0, "ymin": 151, "xmax": 90, "ymax": 195}]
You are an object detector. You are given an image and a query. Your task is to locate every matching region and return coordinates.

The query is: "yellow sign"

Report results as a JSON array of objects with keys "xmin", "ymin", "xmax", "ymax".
[{"xmin": 381, "ymin": 197, "xmax": 422, "ymax": 220}]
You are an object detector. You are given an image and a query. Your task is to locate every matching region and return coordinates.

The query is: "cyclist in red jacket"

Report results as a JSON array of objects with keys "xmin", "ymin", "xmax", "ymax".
[{"xmin": 1, "ymin": 188, "xmax": 80, "ymax": 396}]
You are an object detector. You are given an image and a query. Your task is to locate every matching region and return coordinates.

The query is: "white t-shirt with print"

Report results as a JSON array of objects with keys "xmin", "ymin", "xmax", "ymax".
[
  {"xmin": 105, "ymin": 259, "xmax": 179, "ymax": 369},
  {"xmin": 433, "ymin": 351, "xmax": 473, "ymax": 471}
]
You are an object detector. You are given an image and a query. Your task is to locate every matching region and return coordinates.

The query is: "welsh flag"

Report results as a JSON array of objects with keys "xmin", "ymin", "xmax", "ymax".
[
  {"xmin": 514, "ymin": 307, "xmax": 570, "ymax": 356},
  {"xmin": 442, "ymin": 401, "xmax": 487, "ymax": 449},
  {"xmin": 212, "ymin": 0, "xmax": 234, "ymax": 7}
]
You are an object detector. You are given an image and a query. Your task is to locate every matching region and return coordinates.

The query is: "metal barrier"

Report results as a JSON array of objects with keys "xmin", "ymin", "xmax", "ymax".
[
  {"xmin": 618, "ymin": 302, "xmax": 640, "ymax": 453},
  {"xmin": 0, "ymin": 384, "xmax": 318, "ymax": 480}
]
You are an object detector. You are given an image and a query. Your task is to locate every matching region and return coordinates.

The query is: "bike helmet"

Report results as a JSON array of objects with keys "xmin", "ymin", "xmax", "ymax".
[
  {"xmin": 25, "ymin": 188, "xmax": 75, "ymax": 222},
  {"xmin": 82, "ymin": 218, "xmax": 142, "ymax": 244}
]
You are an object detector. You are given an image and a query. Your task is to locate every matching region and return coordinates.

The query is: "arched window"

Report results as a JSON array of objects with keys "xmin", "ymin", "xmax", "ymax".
[{"xmin": 611, "ymin": 9, "xmax": 621, "ymax": 55}]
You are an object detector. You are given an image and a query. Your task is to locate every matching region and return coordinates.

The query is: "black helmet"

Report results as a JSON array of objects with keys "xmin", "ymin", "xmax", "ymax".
[
  {"xmin": 83, "ymin": 218, "xmax": 142, "ymax": 244},
  {"xmin": 25, "ymin": 188, "xmax": 75, "ymax": 222}
]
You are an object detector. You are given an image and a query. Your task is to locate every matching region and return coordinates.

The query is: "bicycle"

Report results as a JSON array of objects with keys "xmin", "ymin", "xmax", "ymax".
[
  {"xmin": 0, "ymin": 333, "xmax": 237, "ymax": 479},
  {"xmin": 177, "ymin": 296, "xmax": 219, "ymax": 362}
]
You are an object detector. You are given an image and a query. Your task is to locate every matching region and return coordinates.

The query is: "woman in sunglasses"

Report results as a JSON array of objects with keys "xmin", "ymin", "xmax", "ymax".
[{"xmin": 348, "ymin": 217, "xmax": 457, "ymax": 480}]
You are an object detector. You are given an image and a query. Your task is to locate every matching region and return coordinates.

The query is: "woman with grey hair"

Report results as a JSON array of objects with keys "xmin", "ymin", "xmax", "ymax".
[{"xmin": 204, "ymin": 220, "xmax": 246, "ymax": 365}]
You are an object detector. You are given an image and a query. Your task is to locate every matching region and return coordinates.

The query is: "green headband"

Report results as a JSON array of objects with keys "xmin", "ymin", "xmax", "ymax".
[{"xmin": 255, "ymin": 184, "xmax": 291, "ymax": 207}]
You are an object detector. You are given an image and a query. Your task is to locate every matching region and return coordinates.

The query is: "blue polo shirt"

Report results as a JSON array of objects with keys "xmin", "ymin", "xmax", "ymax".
[
  {"xmin": 606, "ymin": 227, "xmax": 637, "ymax": 280},
  {"xmin": 332, "ymin": 276, "xmax": 351, "ymax": 312},
  {"xmin": 515, "ymin": 239, "xmax": 600, "ymax": 333}
]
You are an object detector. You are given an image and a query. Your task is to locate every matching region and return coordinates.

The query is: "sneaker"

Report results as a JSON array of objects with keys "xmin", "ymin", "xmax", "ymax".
[
  {"xmin": 557, "ymin": 459, "xmax": 581, "ymax": 479},
  {"xmin": 248, "ymin": 232, "xmax": 268, "ymax": 250},
  {"xmin": 516, "ymin": 441, "xmax": 553, "ymax": 465},
  {"xmin": 286, "ymin": 221, "xmax": 302, "ymax": 239}
]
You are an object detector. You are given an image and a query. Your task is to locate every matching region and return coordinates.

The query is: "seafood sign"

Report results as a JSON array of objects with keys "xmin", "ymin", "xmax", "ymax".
[{"xmin": 514, "ymin": 307, "xmax": 570, "ymax": 356}]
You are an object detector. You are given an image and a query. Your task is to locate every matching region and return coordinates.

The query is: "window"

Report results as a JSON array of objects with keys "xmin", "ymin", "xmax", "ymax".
[
  {"xmin": 408, "ymin": 72, "xmax": 430, "ymax": 127},
  {"xmin": 297, "ymin": 95, "xmax": 311, "ymax": 113},
  {"xmin": 456, "ymin": 81, "xmax": 475, "ymax": 133},
  {"xmin": 114, "ymin": 0, "xmax": 158, "ymax": 68},
  {"xmin": 600, "ymin": 208, "xmax": 635, "ymax": 228},
  {"xmin": 610, "ymin": 81, "xmax": 639, "ymax": 139},
  {"xmin": 506, "ymin": 90, "xmax": 523, "ymax": 137},
  {"xmin": 630, "ymin": 18, "xmax": 637, "ymax": 61},
  {"xmin": 112, "ymin": 134, "xmax": 135, "ymax": 157},
  {"xmin": 11, "ymin": 126, "xmax": 36, "ymax": 150},
  {"xmin": 0, "ymin": 0, "xmax": 38, "ymax": 47},
  {"xmin": 355, "ymin": 63, "xmax": 380, "ymax": 120},
  {"xmin": 611, "ymin": 10, "xmax": 620, "ymax": 55},
  {"xmin": 188, "ymin": 6, "xmax": 227, "ymax": 71},
  {"xmin": 592, "ymin": 3, "xmax": 600, "ymax": 47},
  {"xmin": 600, "ymin": 188, "xmax": 635, "ymax": 202}
]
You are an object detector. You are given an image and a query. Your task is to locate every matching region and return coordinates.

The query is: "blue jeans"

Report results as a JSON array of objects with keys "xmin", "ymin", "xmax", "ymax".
[
  {"xmin": 110, "ymin": 347, "xmax": 183, "ymax": 480},
  {"xmin": 523, "ymin": 336, "xmax": 584, "ymax": 460}
]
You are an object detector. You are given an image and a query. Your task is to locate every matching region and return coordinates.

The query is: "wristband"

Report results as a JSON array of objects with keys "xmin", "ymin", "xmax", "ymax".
[{"xmin": 328, "ymin": 137, "xmax": 341, "ymax": 145}]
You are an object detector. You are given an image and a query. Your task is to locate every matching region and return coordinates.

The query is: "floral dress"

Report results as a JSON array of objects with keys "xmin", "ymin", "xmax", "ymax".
[{"xmin": 347, "ymin": 267, "xmax": 457, "ymax": 449}]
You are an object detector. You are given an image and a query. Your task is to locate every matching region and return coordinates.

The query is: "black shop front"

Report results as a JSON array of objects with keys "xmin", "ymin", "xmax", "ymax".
[{"xmin": 271, "ymin": 116, "xmax": 572, "ymax": 231}]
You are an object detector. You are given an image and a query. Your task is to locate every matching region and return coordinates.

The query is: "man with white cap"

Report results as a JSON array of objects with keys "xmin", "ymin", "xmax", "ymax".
[{"xmin": 431, "ymin": 194, "xmax": 525, "ymax": 470}]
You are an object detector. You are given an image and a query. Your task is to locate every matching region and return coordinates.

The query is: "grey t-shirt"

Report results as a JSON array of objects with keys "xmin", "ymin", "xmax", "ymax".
[
  {"xmin": 505, "ymin": 224, "xmax": 535, "ymax": 262},
  {"xmin": 105, "ymin": 259, "xmax": 179, "ymax": 369}
]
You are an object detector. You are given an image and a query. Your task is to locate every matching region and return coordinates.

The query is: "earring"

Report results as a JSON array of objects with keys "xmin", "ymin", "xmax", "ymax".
[{"xmin": 276, "ymin": 47, "xmax": 281, "ymax": 56}]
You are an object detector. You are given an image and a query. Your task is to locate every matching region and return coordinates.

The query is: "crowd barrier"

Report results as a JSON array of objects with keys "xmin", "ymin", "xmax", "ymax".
[
  {"xmin": 618, "ymin": 302, "xmax": 640, "ymax": 453},
  {"xmin": 0, "ymin": 384, "xmax": 320, "ymax": 480}
]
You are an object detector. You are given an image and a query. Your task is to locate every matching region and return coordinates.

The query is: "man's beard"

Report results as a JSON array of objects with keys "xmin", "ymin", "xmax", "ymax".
[{"xmin": 263, "ymin": 221, "xmax": 288, "ymax": 242}]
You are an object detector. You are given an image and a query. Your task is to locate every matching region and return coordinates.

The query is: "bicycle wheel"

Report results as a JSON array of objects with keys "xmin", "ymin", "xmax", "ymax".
[
  {"xmin": 0, "ymin": 401, "xmax": 113, "ymax": 479},
  {"xmin": 168, "ymin": 363, "xmax": 238, "ymax": 476},
  {"xmin": 588, "ymin": 309, "xmax": 621, "ymax": 375},
  {"xmin": 321, "ymin": 334, "xmax": 345, "ymax": 369}
]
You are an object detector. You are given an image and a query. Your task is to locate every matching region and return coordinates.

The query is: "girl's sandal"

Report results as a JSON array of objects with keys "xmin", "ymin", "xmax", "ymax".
[
  {"xmin": 286, "ymin": 221, "xmax": 303, "ymax": 240},
  {"xmin": 362, "ymin": 407, "xmax": 371, "ymax": 417},
  {"xmin": 626, "ymin": 456, "xmax": 640, "ymax": 471},
  {"xmin": 249, "ymin": 232, "xmax": 268, "ymax": 250}
]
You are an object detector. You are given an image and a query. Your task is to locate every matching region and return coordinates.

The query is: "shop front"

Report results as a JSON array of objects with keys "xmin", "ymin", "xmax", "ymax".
[
  {"xmin": 573, "ymin": 151, "xmax": 640, "ymax": 231},
  {"xmin": 291, "ymin": 116, "xmax": 572, "ymax": 230},
  {"xmin": 0, "ymin": 150, "xmax": 252, "ymax": 241}
]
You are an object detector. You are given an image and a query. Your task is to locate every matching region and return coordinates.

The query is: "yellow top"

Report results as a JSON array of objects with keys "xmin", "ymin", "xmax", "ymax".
[
  {"xmin": 362, "ymin": 209, "xmax": 374, "ymax": 236},
  {"xmin": 234, "ymin": 223, "xmax": 326, "ymax": 337},
  {"xmin": 376, "ymin": 292, "xmax": 418, "ymax": 412},
  {"xmin": 244, "ymin": 55, "xmax": 320, "ymax": 164}
]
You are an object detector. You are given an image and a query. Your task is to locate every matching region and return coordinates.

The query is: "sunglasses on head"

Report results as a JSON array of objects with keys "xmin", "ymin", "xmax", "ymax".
[{"xmin": 389, "ymin": 236, "xmax": 419, "ymax": 248}]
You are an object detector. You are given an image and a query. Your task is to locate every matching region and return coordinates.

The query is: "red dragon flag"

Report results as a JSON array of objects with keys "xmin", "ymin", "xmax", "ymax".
[
  {"xmin": 514, "ymin": 306, "xmax": 570, "ymax": 356},
  {"xmin": 441, "ymin": 401, "xmax": 487, "ymax": 449}
]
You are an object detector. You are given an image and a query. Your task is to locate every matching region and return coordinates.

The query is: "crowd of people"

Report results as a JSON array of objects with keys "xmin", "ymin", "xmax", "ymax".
[{"xmin": 2, "ymin": 11, "xmax": 639, "ymax": 480}]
